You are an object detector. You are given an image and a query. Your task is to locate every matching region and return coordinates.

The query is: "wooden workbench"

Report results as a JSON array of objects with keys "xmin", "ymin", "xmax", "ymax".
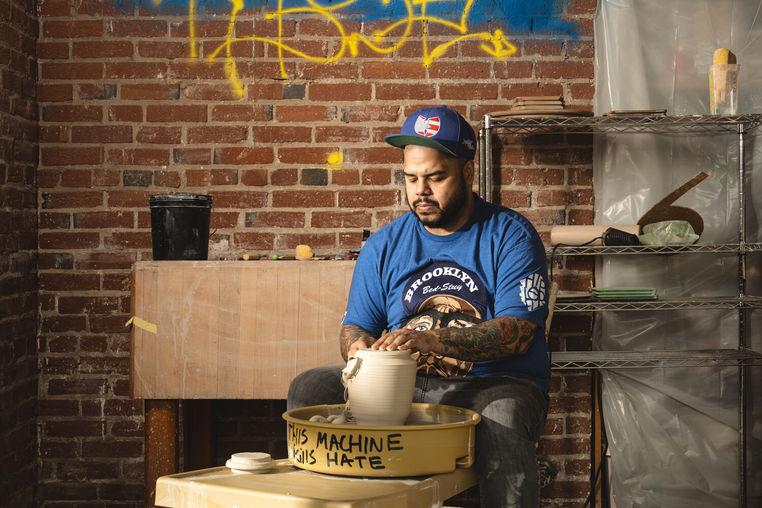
[
  {"xmin": 130, "ymin": 260, "xmax": 356, "ymax": 505},
  {"xmin": 155, "ymin": 459, "xmax": 477, "ymax": 508}
]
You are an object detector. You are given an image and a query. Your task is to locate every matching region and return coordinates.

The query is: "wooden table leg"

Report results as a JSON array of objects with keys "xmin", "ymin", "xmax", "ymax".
[{"xmin": 145, "ymin": 400, "xmax": 178, "ymax": 507}]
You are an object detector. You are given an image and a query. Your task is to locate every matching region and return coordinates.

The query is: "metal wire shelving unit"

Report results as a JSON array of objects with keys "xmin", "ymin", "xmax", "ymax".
[{"xmin": 479, "ymin": 112, "xmax": 762, "ymax": 507}]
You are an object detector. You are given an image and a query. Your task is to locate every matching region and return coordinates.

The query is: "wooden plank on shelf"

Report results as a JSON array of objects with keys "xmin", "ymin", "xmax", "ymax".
[{"xmin": 130, "ymin": 260, "xmax": 355, "ymax": 400}]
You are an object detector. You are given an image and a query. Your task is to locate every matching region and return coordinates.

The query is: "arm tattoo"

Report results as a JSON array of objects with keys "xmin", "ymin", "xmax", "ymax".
[
  {"xmin": 435, "ymin": 316, "xmax": 538, "ymax": 362},
  {"xmin": 339, "ymin": 324, "xmax": 380, "ymax": 361}
]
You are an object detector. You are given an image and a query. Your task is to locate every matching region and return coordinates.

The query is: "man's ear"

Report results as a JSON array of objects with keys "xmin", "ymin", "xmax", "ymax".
[{"xmin": 463, "ymin": 159, "xmax": 475, "ymax": 185}]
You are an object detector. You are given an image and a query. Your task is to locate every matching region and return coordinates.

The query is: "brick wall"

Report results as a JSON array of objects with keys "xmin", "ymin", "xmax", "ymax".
[
  {"xmin": 35, "ymin": 0, "xmax": 597, "ymax": 505},
  {"xmin": 1, "ymin": 0, "xmax": 39, "ymax": 505}
]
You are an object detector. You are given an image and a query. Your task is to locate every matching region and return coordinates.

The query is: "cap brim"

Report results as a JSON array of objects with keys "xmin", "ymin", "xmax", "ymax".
[{"xmin": 384, "ymin": 134, "xmax": 457, "ymax": 157}]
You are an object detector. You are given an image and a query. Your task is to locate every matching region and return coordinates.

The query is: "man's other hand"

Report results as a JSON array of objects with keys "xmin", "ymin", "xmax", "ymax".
[{"xmin": 373, "ymin": 328, "xmax": 440, "ymax": 354}]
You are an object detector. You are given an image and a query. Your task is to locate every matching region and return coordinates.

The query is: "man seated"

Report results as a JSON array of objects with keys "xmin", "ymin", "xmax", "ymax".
[{"xmin": 288, "ymin": 105, "xmax": 549, "ymax": 507}]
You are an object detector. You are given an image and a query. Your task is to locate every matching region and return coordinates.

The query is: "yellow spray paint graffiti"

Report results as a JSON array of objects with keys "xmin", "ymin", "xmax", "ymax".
[{"xmin": 160, "ymin": 0, "xmax": 517, "ymax": 97}]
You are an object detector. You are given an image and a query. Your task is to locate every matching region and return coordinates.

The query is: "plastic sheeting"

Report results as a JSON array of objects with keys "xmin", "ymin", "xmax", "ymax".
[{"xmin": 593, "ymin": 1, "xmax": 762, "ymax": 506}]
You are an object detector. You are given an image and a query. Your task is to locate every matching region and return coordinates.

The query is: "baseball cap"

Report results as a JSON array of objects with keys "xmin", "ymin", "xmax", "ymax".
[{"xmin": 385, "ymin": 106, "xmax": 477, "ymax": 160}]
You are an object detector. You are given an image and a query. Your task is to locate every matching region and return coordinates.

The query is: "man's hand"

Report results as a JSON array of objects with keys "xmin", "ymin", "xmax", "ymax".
[
  {"xmin": 340, "ymin": 324, "xmax": 379, "ymax": 361},
  {"xmin": 371, "ymin": 316, "xmax": 538, "ymax": 362},
  {"xmin": 372, "ymin": 328, "xmax": 441, "ymax": 354}
]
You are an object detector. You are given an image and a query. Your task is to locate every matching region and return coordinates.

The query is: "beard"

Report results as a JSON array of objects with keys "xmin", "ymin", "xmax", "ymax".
[{"xmin": 408, "ymin": 174, "xmax": 470, "ymax": 229}]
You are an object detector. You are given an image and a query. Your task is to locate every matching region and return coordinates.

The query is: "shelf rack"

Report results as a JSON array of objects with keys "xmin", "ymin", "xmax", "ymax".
[
  {"xmin": 551, "ymin": 349, "xmax": 762, "ymax": 370},
  {"xmin": 479, "ymin": 112, "xmax": 762, "ymax": 507}
]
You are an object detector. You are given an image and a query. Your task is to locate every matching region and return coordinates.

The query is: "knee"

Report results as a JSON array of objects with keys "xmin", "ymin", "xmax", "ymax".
[{"xmin": 286, "ymin": 365, "xmax": 344, "ymax": 410}]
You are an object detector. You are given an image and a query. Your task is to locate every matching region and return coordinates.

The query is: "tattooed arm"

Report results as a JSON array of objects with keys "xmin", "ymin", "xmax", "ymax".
[
  {"xmin": 371, "ymin": 316, "xmax": 537, "ymax": 362},
  {"xmin": 340, "ymin": 324, "xmax": 381, "ymax": 361}
]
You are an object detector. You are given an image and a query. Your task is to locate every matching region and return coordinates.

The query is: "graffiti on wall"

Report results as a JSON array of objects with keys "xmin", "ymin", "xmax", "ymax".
[{"xmin": 145, "ymin": 0, "xmax": 579, "ymax": 96}]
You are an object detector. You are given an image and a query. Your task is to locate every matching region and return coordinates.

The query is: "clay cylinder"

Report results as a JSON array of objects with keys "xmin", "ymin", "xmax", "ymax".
[{"xmin": 341, "ymin": 349, "xmax": 417, "ymax": 426}]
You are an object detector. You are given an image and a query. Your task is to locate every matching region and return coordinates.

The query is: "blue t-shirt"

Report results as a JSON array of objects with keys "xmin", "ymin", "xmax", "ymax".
[{"xmin": 342, "ymin": 196, "xmax": 550, "ymax": 396}]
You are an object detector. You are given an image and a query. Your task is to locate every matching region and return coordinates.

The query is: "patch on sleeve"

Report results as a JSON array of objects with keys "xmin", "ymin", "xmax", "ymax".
[{"xmin": 519, "ymin": 273, "xmax": 546, "ymax": 311}]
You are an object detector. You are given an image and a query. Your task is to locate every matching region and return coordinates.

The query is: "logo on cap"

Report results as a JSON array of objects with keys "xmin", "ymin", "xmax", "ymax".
[{"xmin": 414, "ymin": 115, "xmax": 440, "ymax": 138}]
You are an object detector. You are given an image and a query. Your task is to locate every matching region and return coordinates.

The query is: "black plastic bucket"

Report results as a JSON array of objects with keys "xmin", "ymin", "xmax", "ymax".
[{"xmin": 149, "ymin": 194, "xmax": 212, "ymax": 260}]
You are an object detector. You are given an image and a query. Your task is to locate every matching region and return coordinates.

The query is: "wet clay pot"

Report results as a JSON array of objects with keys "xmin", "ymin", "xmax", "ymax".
[{"xmin": 341, "ymin": 349, "xmax": 417, "ymax": 425}]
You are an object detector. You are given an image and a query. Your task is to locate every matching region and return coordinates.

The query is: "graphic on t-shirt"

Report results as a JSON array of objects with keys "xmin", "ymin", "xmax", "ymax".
[
  {"xmin": 402, "ymin": 261, "xmax": 487, "ymax": 319},
  {"xmin": 401, "ymin": 262, "xmax": 487, "ymax": 377},
  {"xmin": 519, "ymin": 273, "xmax": 546, "ymax": 311}
]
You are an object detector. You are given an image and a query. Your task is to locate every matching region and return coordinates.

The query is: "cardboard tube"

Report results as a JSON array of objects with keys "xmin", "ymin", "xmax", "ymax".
[{"xmin": 550, "ymin": 225, "xmax": 640, "ymax": 246}]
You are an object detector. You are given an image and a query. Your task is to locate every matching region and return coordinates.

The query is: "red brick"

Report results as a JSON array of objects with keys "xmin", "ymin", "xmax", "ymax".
[
  {"xmin": 136, "ymin": 126, "xmax": 182, "ymax": 144},
  {"xmin": 41, "ymin": 315, "xmax": 87, "ymax": 332},
  {"xmin": 38, "ymin": 0, "xmax": 71, "ymax": 16},
  {"xmin": 82, "ymin": 440, "xmax": 142, "ymax": 458},
  {"xmin": 314, "ymin": 126, "xmax": 369, "ymax": 143},
  {"xmin": 246, "ymin": 211, "xmax": 304, "ymax": 228},
  {"xmin": 74, "ymin": 211, "xmax": 133, "ymax": 229},
  {"xmin": 40, "ymin": 146, "xmax": 102, "ymax": 166},
  {"xmin": 331, "ymin": 169, "xmax": 359, "ymax": 185},
  {"xmin": 146, "ymin": 105, "xmax": 206, "ymax": 123},
  {"xmin": 253, "ymin": 126, "xmax": 311, "ymax": 144},
  {"xmin": 275, "ymin": 105, "xmax": 336, "ymax": 123},
  {"xmin": 137, "ymin": 41, "xmax": 189, "ymax": 59},
  {"xmin": 72, "ymin": 41, "xmax": 133, "ymax": 58},
  {"xmin": 107, "ymin": 148, "xmax": 169, "ymax": 166},
  {"xmin": 46, "ymin": 420, "xmax": 104, "ymax": 438},
  {"xmin": 439, "ymin": 83, "xmax": 499, "ymax": 100},
  {"xmin": 170, "ymin": 20, "xmax": 228, "ymax": 38},
  {"xmin": 108, "ymin": 105, "xmax": 143, "ymax": 122},
  {"xmin": 210, "ymin": 169, "xmax": 238, "ymax": 185},
  {"xmin": 169, "ymin": 61, "xmax": 227, "ymax": 80},
  {"xmin": 39, "ymin": 232, "xmax": 100, "ymax": 249},
  {"xmin": 71, "ymin": 125, "xmax": 132, "ymax": 144},
  {"xmin": 233, "ymin": 232, "xmax": 275, "ymax": 250},
  {"xmin": 343, "ymin": 147, "xmax": 399, "ymax": 165},
  {"xmin": 188, "ymin": 126, "xmax": 248, "ymax": 144},
  {"xmin": 272, "ymin": 190, "xmax": 334, "ymax": 208},
  {"xmin": 107, "ymin": 190, "xmax": 151, "ymax": 208},
  {"xmin": 42, "ymin": 19, "xmax": 102, "ymax": 38},
  {"xmin": 41, "ymin": 191, "xmax": 103, "ymax": 209},
  {"xmin": 93, "ymin": 169, "xmax": 121, "ymax": 186},
  {"xmin": 311, "ymin": 211, "xmax": 371, "ymax": 228},
  {"xmin": 308, "ymin": 83, "xmax": 372, "ymax": 102},
  {"xmin": 375, "ymin": 84, "xmax": 436, "ymax": 100},
  {"xmin": 536, "ymin": 61, "xmax": 593, "ymax": 80},
  {"xmin": 37, "ymin": 399, "xmax": 79, "ymax": 417},
  {"xmin": 39, "ymin": 212, "xmax": 70, "ymax": 229},
  {"xmin": 211, "ymin": 104, "xmax": 272, "ymax": 122},
  {"xmin": 338, "ymin": 190, "xmax": 399, "ymax": 208},
  {"xmin": 121, "ymin": 83, "xmax": 180, "ymax": 100},
  {"xmin": 104, "ymin": 62, "xmax": 167, "ymax": 79},
  {"xmin": 174, "ymin": 148, "xmax": 211, "ymax": 165},
  {"xmin": 102, "ymin": 273, "xmax": 130, "ymax": 291},
  {"xmin": 240, "ymin": 169, "xmax": 267, "ymax": 186},
  {"xmin": 297, "ymin": 62, "xmax": 360, "ymax": 80},
  {"xmin": 277, "ymin": 147, "xmax": 338, "ymax": 165},
  {"xmin": 500, "ymin": 189, "xmax": 531, "ymax": 208},
  {"xmin": 109, "ymin": 19, "xmax": 168, "ymax": 38},
  {"xmin": 361, "ymin": 61, "xmax": 425, "ymax": 79},
  {"xmin": 103, "ymin": 232, "xmax": 151, "ymax": 249},
  {"xmin": 270, "ymin": 168, "xmax": 297, "ymax": 186},
  {"xmin": 183, "ymin": 83, "xmax": 242, "ymax": 101},
  {"xmin": 341, "ymin": 105, "xmax": 400, "ymax": 123},
  {"xmin": 215, "ymin": 147, "xmax": 274, "ymax": 165},
  {"xmin": 210, "ymin": 211, "xmax": 239, "ymax": 228},
  {"xmin": 361, "ymin": 168, "xmax": 391, "ymax": 185},
  {"xmin": 41, "ymin": 62, "xmax": 103, "ymax": 80},
  {"xmin": 209, "ymin": 191, "xmax": 267, "ymax": 209},
  {"xmin": 59, "ymin": 169, "xmax": 91, "ymax": 188},
  {"xmin": 276, "ymin": 232, "xmax": 335, "ymax": 250},
  {"xmin": 42, "ymin": 105, "xmax": 101, "ymax": 122},
  {"xmin": 37, "ymin": 42, "xmax": 70, "ymax": 59},
  {"xmin": 40, "ymin": 125, "xmax": 69, "ymax": 143},
  {"xmin": 428, "ymin": 61, "xmax": 491, "ymax": 79},
  {"xmin": 40, "ymin": 273, "xmax": 100, "ymax": 291},
  {"xmin": 245, "ymin": 82, "xmax": 284, "ymax": 100}
]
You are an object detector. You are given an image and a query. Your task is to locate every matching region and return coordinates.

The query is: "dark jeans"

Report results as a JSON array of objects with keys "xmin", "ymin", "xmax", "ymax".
[{"xmin": 288, "ymin": 366, "xmax": 547, "ymax": 508}]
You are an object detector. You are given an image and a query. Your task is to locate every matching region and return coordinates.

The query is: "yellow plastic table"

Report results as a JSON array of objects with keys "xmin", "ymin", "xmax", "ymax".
[{"xmin": 155, "ymin": 459, "xmax": 477, "ymax": 508}]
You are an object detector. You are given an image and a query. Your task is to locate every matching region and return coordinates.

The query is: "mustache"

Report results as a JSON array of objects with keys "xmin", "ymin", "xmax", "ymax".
[{"xmin": 412, "ymin": 198, "xmax": 439, "ymax": 207}]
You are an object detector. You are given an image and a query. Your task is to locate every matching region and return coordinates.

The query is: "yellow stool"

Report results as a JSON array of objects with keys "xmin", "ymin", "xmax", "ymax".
[{"xmin": 156, "ymin": 458, "xmax": 476, "ymax": 508}]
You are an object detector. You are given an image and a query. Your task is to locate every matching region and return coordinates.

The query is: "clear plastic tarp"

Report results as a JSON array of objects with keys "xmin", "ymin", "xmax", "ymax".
[{"xmin": 593, "ymin": 1, "xmax": 762, "ymax": 506}]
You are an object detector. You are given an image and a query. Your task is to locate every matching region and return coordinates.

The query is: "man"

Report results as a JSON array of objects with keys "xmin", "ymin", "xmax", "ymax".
[{"xmin": 288, "ymin": 105, "xmax": 549, "ymax": 507}]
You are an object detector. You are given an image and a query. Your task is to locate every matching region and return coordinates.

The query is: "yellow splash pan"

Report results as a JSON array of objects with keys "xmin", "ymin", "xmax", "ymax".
[{"xmin": 282, "ymin": 403, "xmax": 480, "ymax": 477}]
